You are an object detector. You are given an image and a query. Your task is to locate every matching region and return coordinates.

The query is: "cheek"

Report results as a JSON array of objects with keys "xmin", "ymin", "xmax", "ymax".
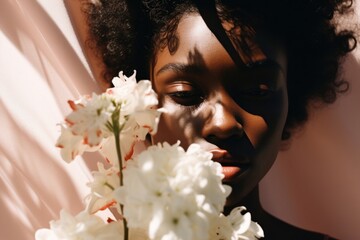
[
  {"xmin": 152, "ymin": 114, "xmax": 179, "ymax": 145},
  {"xmin": 246, "ymin": 88, "xmax": 288, "ymax": 147},
  {"xmin": 243, "ymin": 114, "xmax": 268, "ymax": 148},
  {"xmin": 253, "ymin": 90, "xmax": 288, "ymax": 164},
  {"xmin": 152, "ymin": 101, "xmax": 198, "ymax": 148}
]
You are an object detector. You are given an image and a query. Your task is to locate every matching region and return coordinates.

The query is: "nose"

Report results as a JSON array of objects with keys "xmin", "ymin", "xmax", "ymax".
[{"xmin": 202, "ymin": 100, "xmax": 243, "ymax": 142}]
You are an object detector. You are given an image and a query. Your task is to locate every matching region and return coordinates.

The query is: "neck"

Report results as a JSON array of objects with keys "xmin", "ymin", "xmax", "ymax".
[
  {"xmin": 239, "ymin": 185, "xmax": 263, "ymax": 218},
  {"xmin": 224, "ymin": 185, "xmax": 265, "ymax": 221}
]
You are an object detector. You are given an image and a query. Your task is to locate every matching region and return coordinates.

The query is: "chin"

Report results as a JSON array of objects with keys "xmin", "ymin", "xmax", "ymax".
[{"xmin": 222, "ymin": 172, "xmax": 262, "ymax": 213}]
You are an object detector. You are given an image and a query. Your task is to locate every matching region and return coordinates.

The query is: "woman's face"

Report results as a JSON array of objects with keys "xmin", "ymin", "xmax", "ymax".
[{"xmin": 151, "ymin": 14, "xmax": 288, "ymax": 206}]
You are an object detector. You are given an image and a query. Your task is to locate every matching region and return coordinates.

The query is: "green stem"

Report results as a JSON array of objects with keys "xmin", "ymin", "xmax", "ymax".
[
  {"xmin": 114, "ymin": 127, "xmax": 123, "ymax": 187},
  {"xmin": 112, "ymin": 107, "xmax": 129, "ymax": 240}
]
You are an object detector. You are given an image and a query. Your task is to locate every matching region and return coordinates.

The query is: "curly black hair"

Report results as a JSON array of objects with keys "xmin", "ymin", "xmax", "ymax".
[{"xmin": 85, "ymin": 0, "xmax": 356, "ymax": 139}]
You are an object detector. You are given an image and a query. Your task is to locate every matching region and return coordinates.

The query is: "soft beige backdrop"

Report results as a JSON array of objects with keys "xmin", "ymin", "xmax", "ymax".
[
  {"xmin": 0, "ymin": 1, "xmax": 104, "ymax": 239},
  {"xmin": 260, "ymin": 4, "xmax": 360, "ymax": 239},
  {"xmin": 0, "ymin": 1, "xmax": 359, "ymax": 239},
  {"xmin": 260, "ymin": 49, "xmax": 360, "ymax": 238}
]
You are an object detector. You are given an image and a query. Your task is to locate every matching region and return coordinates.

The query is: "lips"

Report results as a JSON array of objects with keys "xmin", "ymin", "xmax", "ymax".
[{"xmin": 210, "ymin": 149, "xmax": 249, "ymax": 181}]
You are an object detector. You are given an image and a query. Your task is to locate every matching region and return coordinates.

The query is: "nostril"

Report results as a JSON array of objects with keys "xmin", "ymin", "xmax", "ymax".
[
  {"xmin": 206, "ymin": 133, "xmax": 256, "ymax": 157},
  {"xmin": 205, "ymin": 126, "xmax": 244, "ymax": 146},
  {"xmin": 203, "ymin": 112, "xmax": 244, "ymax": 141}
]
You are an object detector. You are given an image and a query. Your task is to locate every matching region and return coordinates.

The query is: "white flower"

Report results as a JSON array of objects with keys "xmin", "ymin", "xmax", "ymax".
[
  {"xmin": 35, "ymin": 210, "xmax": 123, "ymax": 240},
  {"xmin": 114, "ymin": 142, "xmax": 231, "ymax": 240},
  {"xmin": 56, "ymin": 71, "xmax": 162, "ymax": 163},
  {"xmin": 65, "ymin": 93, "xmax": 114, "ymax": 146},
  {"xmin": 55, "ymin": 125, "xmax": 88, "ymax": 162},
  {"xmin": 56, "ymin": 94, "xmax": 113, "ymax": 162},
  {"xmin": 108, "ymin": 71, "xmax": 158, "ymax": 120},
  {"xmin": 99, "ymin": 71, "xmax": 162, "ymax": 166},
  {"xmin": 210, "ymin": 207, "xmax": 264, "ymax": 240},
  {"xmin": 103, "ymin": 71, "xmax": 162, "ymax": 163},
  {"xmin": 86, "ymin": 163, "xmax": 120, "ymax": 214},
  {"xmin": 99, "ymin": 108, "xmax": 162, "ymax": 168}
]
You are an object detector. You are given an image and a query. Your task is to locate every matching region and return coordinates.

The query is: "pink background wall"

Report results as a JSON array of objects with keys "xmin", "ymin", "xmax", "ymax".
[{"xmin": 0, "ymin": 1, "xmax": 103, "ymax": 239}]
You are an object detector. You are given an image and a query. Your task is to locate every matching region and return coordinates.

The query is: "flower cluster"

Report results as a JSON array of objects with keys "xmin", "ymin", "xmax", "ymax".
[
  {"xmin": 116, "ymin": 142, "xmax": 231, "ymax": 240},
  {"xmin": 210, "ymin": 207, "xmax": 264, "ymax": 240},
  {"xmin": 56, "ymin": 71, "xmax": 160, "ymax": 166},
  {"xmin": 35, "ymin": 71, "xmax": 264, "ymax": 240}
]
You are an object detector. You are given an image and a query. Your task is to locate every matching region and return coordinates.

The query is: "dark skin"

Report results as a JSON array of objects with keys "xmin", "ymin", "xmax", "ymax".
[
  {"xmin": 151, "ymin": 14, "xmax": 333, "ymax": 239},
  {"xmin": 152, "ymin": 13, "xmax": 287, "ymax": 211}
]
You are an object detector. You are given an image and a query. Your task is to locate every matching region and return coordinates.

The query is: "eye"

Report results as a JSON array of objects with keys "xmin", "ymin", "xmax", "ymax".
[{"xmin": 166, "ymin": 82, "xmax": 204, "ymax": 106}]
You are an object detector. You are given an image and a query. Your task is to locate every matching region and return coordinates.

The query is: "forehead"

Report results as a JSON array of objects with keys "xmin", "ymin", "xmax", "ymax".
[
  {"xmin": 154, "ymin": 14, "xmax": 231, "ymax": 72},
  {"xmin": 152, "ymin": 13, "xmax": 286, "ymax": 74}
]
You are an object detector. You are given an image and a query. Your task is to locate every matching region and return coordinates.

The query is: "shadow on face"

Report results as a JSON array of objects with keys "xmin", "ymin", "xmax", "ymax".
[{"xmin": 151, "ymin": 13, "xmax": 288, "ymax": 206}]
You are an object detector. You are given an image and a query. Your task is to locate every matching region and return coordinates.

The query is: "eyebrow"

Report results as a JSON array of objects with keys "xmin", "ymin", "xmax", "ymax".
[
  {"xmin": 156, "ymin": 63, "xmax": 207, "ymax": 76},
  {"xmin": 156, "ymin": 59, "xmax": 285, "ymax": 80}
]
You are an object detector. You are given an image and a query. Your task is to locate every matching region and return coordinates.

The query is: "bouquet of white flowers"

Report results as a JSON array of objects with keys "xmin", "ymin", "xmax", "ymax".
[{"xmin": 35, "ymin": 71, "xmax": 264, "ymax": 240}]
